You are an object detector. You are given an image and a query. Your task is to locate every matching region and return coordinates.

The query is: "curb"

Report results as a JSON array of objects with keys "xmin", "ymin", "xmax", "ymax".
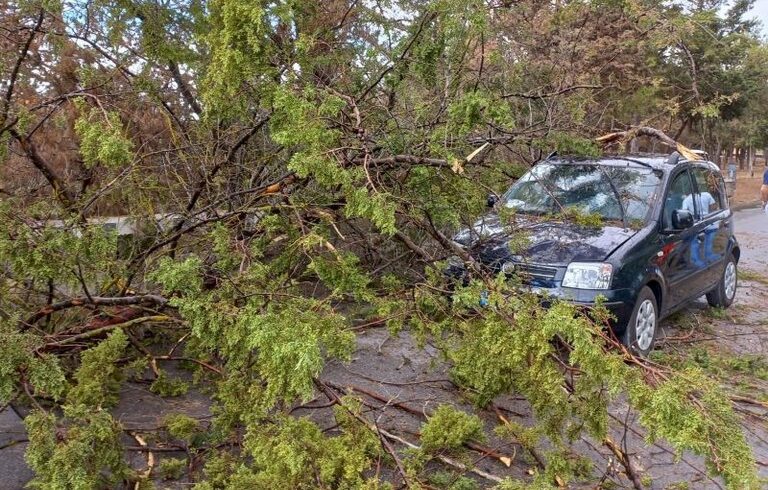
[{"xmin": 732, "ymin": 201, "xmax": 762, "ymax": 212}]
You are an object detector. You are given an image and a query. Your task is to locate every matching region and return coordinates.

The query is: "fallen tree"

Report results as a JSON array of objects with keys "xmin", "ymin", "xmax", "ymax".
[{"xmin": 0, "ymin": 1, "xmax": 764, "ymax": 489}]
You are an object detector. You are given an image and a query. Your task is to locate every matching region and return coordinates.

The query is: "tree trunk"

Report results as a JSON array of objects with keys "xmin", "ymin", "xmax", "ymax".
[{"xmin": 713, "ymin": 136, "xmax": 722, "ymax": 167}]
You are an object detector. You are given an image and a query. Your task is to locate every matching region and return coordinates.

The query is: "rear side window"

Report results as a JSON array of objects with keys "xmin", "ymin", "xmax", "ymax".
[
  {"xmin": 689, "ymin": 167, "xmax": 723, "ymax": 219},
  {"xmin": 663, "ymin": 170, "xmax": 693, "ymax": 229}
]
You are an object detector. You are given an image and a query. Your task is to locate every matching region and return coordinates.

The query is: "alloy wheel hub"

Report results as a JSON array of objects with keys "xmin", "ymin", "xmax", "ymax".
[{"xmin": 635, "ymin": 299, "xmax": 656, "ymax": 351}]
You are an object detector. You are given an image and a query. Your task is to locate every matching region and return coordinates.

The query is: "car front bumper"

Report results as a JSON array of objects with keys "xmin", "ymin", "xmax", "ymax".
[
  {"xmin": 537, "ymin": 286, "xmax": 635, "ymax": 335},
  {"xmin": 446, "ymin": 257, "xmax": 637, "ymax": 334}
]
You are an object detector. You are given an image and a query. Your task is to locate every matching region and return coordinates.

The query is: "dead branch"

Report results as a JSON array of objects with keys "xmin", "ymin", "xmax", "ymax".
[
  {"xmin": 595, "ymin": 126, "xmax": 702, "ymax": 161},
  {"xmin": 22, "ymin": 294, "xmax": 169, "ymax": 329},
  {"xmin": 376, "ymin": 425, "xmax": 504, "ymax": 483},
  {"xmin": 10, "ymin": 129, "xmax": 76, "ymax": 210},
  {"xmin": 131, "ymin": 432, "xmax": 155, "ymax": 488},
  {"xmin": 43, "ymin": 315, "xmax": 172, "ymax": 348},
  {"xmin": 323, "ymin": 380, "xmax": 515, "ymax": 467},
  {"xmin": 603, "ymin": 436, "xmax": 645, "ymax": 490},
  {"xmin": 318, "ymin": 377, "xmax": 504, "ymax": 484}
]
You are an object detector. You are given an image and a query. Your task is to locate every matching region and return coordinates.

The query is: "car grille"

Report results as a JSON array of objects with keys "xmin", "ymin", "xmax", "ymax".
[{"xmin": 512, "ymin": 263, "xmax": 558, "ymax": 281}]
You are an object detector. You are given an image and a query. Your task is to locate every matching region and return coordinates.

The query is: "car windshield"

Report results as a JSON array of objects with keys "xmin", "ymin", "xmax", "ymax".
[{"xmin": 502, "ymin": 162, "xmax": 662, "ymax": 223}]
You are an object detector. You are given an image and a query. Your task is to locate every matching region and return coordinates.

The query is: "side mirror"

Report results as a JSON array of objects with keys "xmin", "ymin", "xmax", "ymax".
[
  {"xmin": 487, "ymin": 194, "xmax": 499, "ymax": 208},
  {"xmin": 672, "ymin": 209, "xmax": 694, "ymax": 230}
]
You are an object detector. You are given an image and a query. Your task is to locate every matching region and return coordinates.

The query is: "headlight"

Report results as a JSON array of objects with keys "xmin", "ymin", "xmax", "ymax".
[{"xmin": 562, "ymin": 262, "xmax": 613, "ymax": 289}]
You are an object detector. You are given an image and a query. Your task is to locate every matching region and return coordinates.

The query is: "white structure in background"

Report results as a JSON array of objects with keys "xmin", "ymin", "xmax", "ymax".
[
  {"xmin": 39, "ymin": 214, "xmax": 182, "ymax": 236},
  {"xmin": 37, "ymin": 211, "xmax": 264, "ymax": 236}
]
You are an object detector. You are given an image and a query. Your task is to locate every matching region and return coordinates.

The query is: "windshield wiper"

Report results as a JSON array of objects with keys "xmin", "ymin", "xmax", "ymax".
[
  {"xmin": 597, "ymin": 166, "xmax": 628, "ymax": 228},
  {"xmin": 612, "ymin": 156, "xmax": 655, "ymax": 170}
]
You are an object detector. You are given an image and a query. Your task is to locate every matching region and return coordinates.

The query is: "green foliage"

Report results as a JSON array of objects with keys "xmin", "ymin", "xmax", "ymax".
[
  {"xmin": 0, "ymin": 322, "xmax": 38, "ymax": 403},
  {"xmin": 74, "ymin": 106, "xmax": 134, "ymax": 168},
  {"xmin": 202, "ymin": 0, "xmax": 273, "ymax": 116},
  {"xmin": 0, "ymin": 215, "xmax": 121, "ymax": 288},
  {"xmin": 239, "ymin": 301, "xmax": 354, "ymax": 406},
  {"xmin": 556, "ymin": 208, "xmax": 604, "ymax": 228},
  {"xmin": 150, "ymin": 371, "xmax": 190, "ymax": 397},
  {"xmin": 67, "ymin": 329, "xmax": 128, "ymax": 408},
  {"xmin": 420, "ymin": 404, "xmax": 484, "ymax": 453},
  {"xmin": 150, "ymin": 257, "xmax": 204, "ymax": 295},
  {"xmin": 629, "ymin": 370, "xmax": 758, "ymax": 488},
  {"xmin": 164, "ymin": 413, "xmax": 200, "ymax": 443},
  {"xmin": 447, "ymin": 280, "xmax": 758, "ymax": 485},
  {"xmin": 270, "ymin": 86, "xmax": 348, "ymax": 188},
  {"xmin": 18, "ymin": 335, "xmax": 130, "ymax": 489},
  {"xmin": 429, "ymin": 471, "xmax": 480, "ymax": 490},
  {"xmin": 24, "ymin": 407, "xmax": 129, "ymax": 490},
  {"xmin": 447, "ymin": 91, "xmax": 513, "ymax": 136},
  {"xmin": 344, "ymin": 187, "xmax": 397, "ymax": 235},
  {"xmin": 535, "ymin": 132, "xmax": 601, "ymax": 157},
  {"xmin": 221, "ymin": 409, "xmax": 380, "ymax": 489},
  {"xmin": 448, "ymin": 294, "xmax": 626, "ymax": 440},
  {"xmin": 27, "ymin": 354, "xmax": 67, "ymax": 401},
  {"xmin": 157, "ymin": 457, "xmax": 187, "ymax": 480},
  {"xmin": 160, "ymin": 258, "xmax": 355, "ymax": 408},
  {"xmin": 308, "ymin": 250, "xmax": 373, "ymax": 300}
]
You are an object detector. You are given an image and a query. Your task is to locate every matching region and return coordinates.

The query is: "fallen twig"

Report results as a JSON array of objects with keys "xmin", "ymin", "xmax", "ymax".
[
  {"xmin": 316, "ymin": 379, "xmax": 506, "ymax": 483},
  {"xmin": 131, "ymin": 432, "xmax": 155, "ymax": 489}
]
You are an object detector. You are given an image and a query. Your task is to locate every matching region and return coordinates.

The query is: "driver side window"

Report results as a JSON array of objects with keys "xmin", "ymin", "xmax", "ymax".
[
  {"xmin": 663, "ymin": 170, "xmax": 693, "ymax": 229},
  {"xmin": 690, "ymin": 167, "xmax": 723, "ymax": 219}
]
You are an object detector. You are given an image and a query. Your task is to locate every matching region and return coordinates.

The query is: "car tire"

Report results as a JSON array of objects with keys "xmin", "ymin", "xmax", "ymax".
[
  {"xmin": 623, "ymin": 286, "xmax": 658, "ymax": 357},
  {"xmin": 706, "ymin": 253, "xmax": 737, "ymax": 308}
]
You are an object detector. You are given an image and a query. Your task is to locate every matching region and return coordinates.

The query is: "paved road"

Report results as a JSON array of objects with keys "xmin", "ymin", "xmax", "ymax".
[
  {"xmin": 0, "ymin": 407, "xmax": 33, "ymax": 489},
  {"xmin": 734, "ymin": 206, "xmax": 768, "ymax": 271}
]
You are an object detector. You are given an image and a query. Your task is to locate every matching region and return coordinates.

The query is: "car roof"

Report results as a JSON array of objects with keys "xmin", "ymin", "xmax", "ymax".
[{"xmin": 547, "ymin": 153, "xmax": 720, "ymax": 172}]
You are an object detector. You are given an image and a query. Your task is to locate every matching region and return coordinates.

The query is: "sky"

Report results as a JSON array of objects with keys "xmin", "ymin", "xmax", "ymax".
[{"xmin": 747, "ymin": 0, "xmax": 768, "ymax": 35}]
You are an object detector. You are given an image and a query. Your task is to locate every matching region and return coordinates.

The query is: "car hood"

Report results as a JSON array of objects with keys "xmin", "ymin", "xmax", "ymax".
[{"xmin": 453, "ymin": 214, "xmax": 637, "ymax": 267}]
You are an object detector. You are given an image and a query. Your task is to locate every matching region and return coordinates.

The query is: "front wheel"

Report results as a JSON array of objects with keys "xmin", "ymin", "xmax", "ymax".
[
  {"xmin": 706, "ymin": 253, "xmax": 737, "ymax": 308},
  {"xmin": 623, "ymin": 286, "xmax": 658, "ymax": 357}
]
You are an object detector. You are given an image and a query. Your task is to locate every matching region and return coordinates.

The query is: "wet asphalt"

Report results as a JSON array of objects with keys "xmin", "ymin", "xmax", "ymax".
[{"xmin": 733, "ymin": 205, "xmax": 768, "ymax": 271}]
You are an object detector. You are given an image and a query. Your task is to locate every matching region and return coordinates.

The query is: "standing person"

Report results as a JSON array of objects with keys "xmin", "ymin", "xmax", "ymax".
[
  {"xmin": 762, "ymin": 166, "xmax": 768, "ymax": 212},
  {"xmin": 728, "ymin": 160, "xmax": 737, "ymax": 180}
]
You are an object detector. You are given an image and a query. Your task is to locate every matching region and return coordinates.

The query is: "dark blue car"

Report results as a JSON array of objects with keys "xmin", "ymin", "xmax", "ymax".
[{"xmin": 447, "ymin": 153, "xmax": 739, "ymax": 356}]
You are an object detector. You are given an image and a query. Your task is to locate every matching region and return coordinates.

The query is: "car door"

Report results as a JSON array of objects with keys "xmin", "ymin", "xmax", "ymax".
[
  {"xmin": 658, "ymin": 167, "xmax": 709, "ymax": 311},
  {"xmin": 689, "ymin": 165, "xmax": 731, "ymax": 288}
]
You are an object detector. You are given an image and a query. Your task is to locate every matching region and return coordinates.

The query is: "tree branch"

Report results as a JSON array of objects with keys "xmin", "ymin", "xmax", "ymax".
[
  {"xmin": 22, "ymin": 294, "xmax": 169, "ymax": 329},
  {"xmin": 10, "ymin": 129, "xmax": 76, "ymax": 209},
  {"xmin": 44, "ymin": 315, "xmax": 172, "ymax": 347},
  {"xmin": 168, "ymin": 60, "xmax": 203, "ymax": 115},
  {"xmin": 1, "ymin": 9, "xmax": 45, "ymax": 125},
  {"xmin": 502, "ymin": 84, "xmax": 603, "ymax": 100}
]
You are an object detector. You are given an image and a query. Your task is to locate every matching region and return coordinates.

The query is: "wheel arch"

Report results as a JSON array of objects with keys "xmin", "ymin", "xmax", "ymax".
[
  {"xmin": 645, "ymin": 278, "xmax": 663, "ymax": 313},
  {"xmin": 731, "ymin": 244, "xmax": 740, "ymax": 263}
]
